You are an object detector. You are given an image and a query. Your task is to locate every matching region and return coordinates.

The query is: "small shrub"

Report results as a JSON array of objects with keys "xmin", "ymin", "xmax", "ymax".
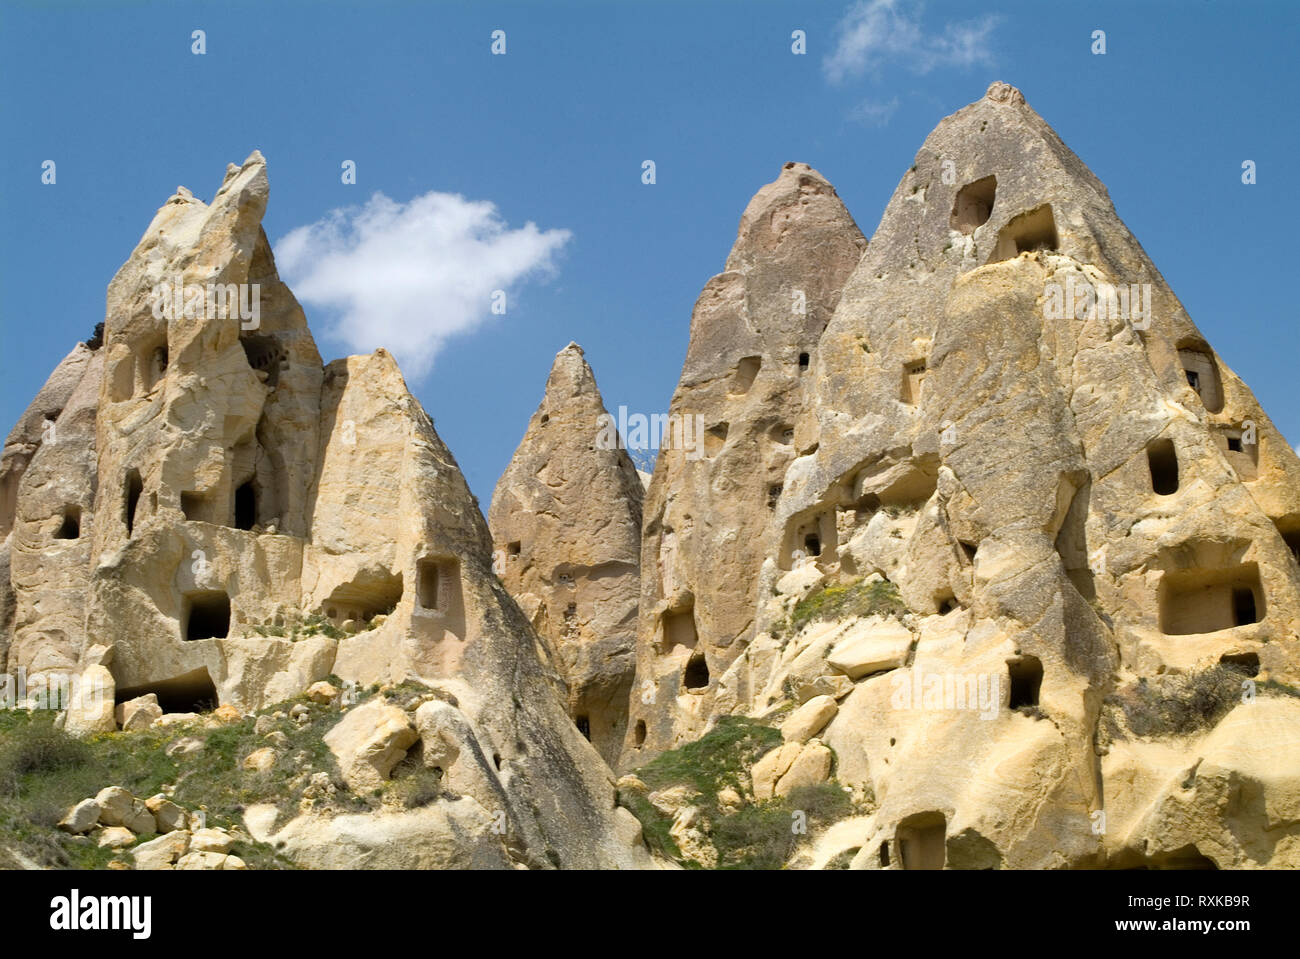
[
  {"xmin": 784, "ymin": 782, "xmax": 853, "ymax": 824},
  {"xmin": 788, "ymin": 578, "xmax": 907, "ymax": 634},
  {"xmin": 825, "ymin": 847, "xmax": 859, "ymax": 869},
  {"xmin": 0, "ymin": 718, "xmax": 91, "ymax": 796},
  {"xmin": 1104, "ymin": 663, "xmax": 1257, "ymax": 739},
  {"xmin": 710, "ymin": 802, "xmax": 796, "ymax": 869}
]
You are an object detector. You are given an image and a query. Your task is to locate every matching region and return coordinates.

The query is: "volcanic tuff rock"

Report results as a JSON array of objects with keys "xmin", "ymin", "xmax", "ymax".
[
  {"xmin": 613, "ymin": 82, "xmax": 1300, "ymax": 867},
  {"xmin": 8, "ymin": 81, "xmax": 1300, "ymax": 871},
  {"xmin": 1, "ymin": 152, "xmax": 654, "ymax": 869},
  {"xmin": 1, "ymin": 342, "xmax": 102, "ymax": 683},
  {"xmin": 623, "ymin": 161, "xmax": 867, "ymax": 766},
  {"xmin": 489, "ymin": 343, "xmax": 643, "ymax": 766}
]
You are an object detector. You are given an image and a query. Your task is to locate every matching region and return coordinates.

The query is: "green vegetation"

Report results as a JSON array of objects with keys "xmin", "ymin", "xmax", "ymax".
[
  {"xmin": 774, "ymin": 577, "xmax": 907, "ymax": 640},
  {"xmin": 251, "ymin": 612, "xmax": 350, "ymax": 641},
  {"xmin": 634, "ymin": 716, "xmax": 781, "ymax": 799},
  {"xmin": 618, "ymin": 716, "xmax": 863, "ymax": 870},
  {"xmin": 825, "ymin": 846, "xmax": 860, "ymax": 869},
  {"xmin": 1102, "ymin": 662, "xmax": 1277, "ymax": 740},
  {"xmin": 0, "ymin": 679, "xmax": 430, "ymax": 870}
]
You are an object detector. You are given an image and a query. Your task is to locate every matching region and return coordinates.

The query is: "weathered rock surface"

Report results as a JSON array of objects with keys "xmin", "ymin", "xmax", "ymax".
[
  {"xmin": 624, "ymin": 161, "xmax": 867, "ymax": 766},
  {"xmin": 325, "ymin": 699, "xmax": 419, "ymax": 791},
  {"xmin": 489, "ymin": 343, "xmax": 643, "ymax": 766},
  {"xmin": 622, "ymin": 83, "xmax": 1300, "ymax": 868},
  {"xmin": 14, "ymin": 83, "xmax": 1300, "ymax": 871},
  {"xmin": 4, "ymin": 153, "xmax": 657, "ymax": 870},
  {"xmin": 63, "ymin": 664, "xmax": 116, "ymax": 736}
]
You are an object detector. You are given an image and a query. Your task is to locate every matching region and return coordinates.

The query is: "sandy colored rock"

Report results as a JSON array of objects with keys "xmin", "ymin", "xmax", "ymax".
[
  {"xmin": 627, "ymin": 83, "xmax": 1300, "ymax": 867},
  {"xmin": 826, "ymin": 619, "xmax": 914, "ymax": 680},
  {"xmin": 97, "ymin": 826, "xmax": 136, "ymax": 849},
  {"xmin": 210, "ymin": 705, "xmax": 243, "ymax": 725},
  {"xmin": 243, "ymin": 746, "xmax": 277, "ymax": 772},
  {"xmin": 114, "ymin": 694, "xmax": 162, "ymax": 731},
  {"xmin": 176, "ymin": 851, "xmax": 229, "ymax": 870},
  {"xmin": 58, "ymin": 798, "xmax": 101, "ymax": 834},
  {"xmin": 781, "ymin": 695, "xmax": 838, "ymax": 743},
  {"xmin": 144, "ymin": 795, "xmax": 187, "ymax": 833},
  {"xmin": 306, "ymin": 680, "xmax": 339, "ymax": 704},
  {"xmin": 2, "ymin": 341, "xmax": 102, "ymax": 681},
  {"xmin": 324, "ymin": 698, "xmax": 418, "ymax": 791},
  {"xmin": 165, "ymin": 736, "xmax": 204, "ymax": 758},
  {"xmin": 751, "ymin": 741, "xmax": 804, "ymax": 800},
  {"xmin": 669, "ymin": 805, "xmax": 717, "ymax": 868},
  {"xmin": 625, "ymin": 161, "xmax": 867, "ymax": 766},
  {"xmin": 489, "ymin": 343, "xmax": 643, "ymax": 768},
  {"xmin": 64, "ymin": 664, "xmax": 117, "ymax": 737},
  {"xmin": 94, "ymin": 786, "xmax": 155, "ymax": 834},
  {"xmin": 647, "ymin": 784, "xmax": 698, "ymax": 818},
  {"xmin": 3, "ymin": 152, "xmax": 656, "ymax": 871},
  {"xmin": 265, "ymin": 799, "xmax": 516, "ymax": 870},
  {"xmin": 774, "ymin": 739, "xmax": 833, "ymax": 797},
  {"xmin": 189, "ymin": 827, "xmax": 234, "ymax": 854},
  {"xmin": 132, "ymin": 830, "xmax": 190, "ymax": 870}
]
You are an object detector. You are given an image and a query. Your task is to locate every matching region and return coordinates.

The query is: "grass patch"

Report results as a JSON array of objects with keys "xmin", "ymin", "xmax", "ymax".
[
  {"xmin": 618, "ymin": 717, "xmax": 861, "ymax": 870},
  {"xmin": 0, "ymin": 681, "xmax": 430, "ymax": 870},
  {"xmin": 777, "ymin": 578, "xmax": 907, "ymax": 639},
  {"xmin": 635, "ymin": 716, "xmax": 780, "ymax": 799},
  {"xmin": 250, "ymin": 612, "xmax": 349, "ymax": 641}
]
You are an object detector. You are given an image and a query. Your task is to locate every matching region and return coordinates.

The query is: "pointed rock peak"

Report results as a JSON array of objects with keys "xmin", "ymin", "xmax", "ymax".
[
  {"xmin": 984, "ymin": 80, "xmax": 1026, "ymax": 105},
  {"xmin": 543, "ymin": 341, "xmax": 599, "ymax": 403},
  {"xmin": 726, "ymin": 161, "xmax": 865, "ymax": 271},
  {"xmin": 165, "ymin": 185, "xmax": 200, "ymax": 207},
  {"xmin": 213, "ymin": 150, "xmax": 268, "ymax": 204}
]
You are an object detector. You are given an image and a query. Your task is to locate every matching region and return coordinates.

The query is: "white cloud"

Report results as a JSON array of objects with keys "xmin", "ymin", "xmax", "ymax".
[
  {"xmin": 275, "ymin": 191, "xmax": 571, "ymax": 378},
  {"xmin": 850, "ymin": 96, "xmax": 900, "ymax": 126},
  {"xmin": 824, "ymin": 0, "xmax": 997, "ymax": 85}
]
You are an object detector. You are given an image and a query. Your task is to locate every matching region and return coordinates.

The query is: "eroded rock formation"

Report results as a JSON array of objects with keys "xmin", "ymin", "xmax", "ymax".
[
  {"xmin": 489, "ymin": 343, "xmax": 643, "ymax": 766},
  {"xmin": 618, "ymin": 83, "xmax": 1300, "ymax": 867},
  {"xmin": 624, "ymin": 162, "xmax": 867, "ymax": 765},
  {"xmin": 1, "ymin": 153, "xmax": 652, "ymax": 869}
]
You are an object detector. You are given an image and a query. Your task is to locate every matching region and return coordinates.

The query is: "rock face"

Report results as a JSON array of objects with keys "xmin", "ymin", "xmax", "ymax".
[
  {"xmin": 618, "ymin": 83, "xmax": 1300, "ymax": 867},
  {"xmin": 2, "ymin": 153, "xmax": 654, "ymax": 870},
  {"xmin": 489, "ymin": 343, "xmax": 643, "ymax": 766},
  {"xmin": 9, "ymin": 84, "xmax": 1300, "ymax": 871},
  {"xmin": 1, "ymin": 342, "xmax": 102, "ymax": 683},
  {"xmin": 622, "ymin": 162, "xmax": 867, "ymax": 765}
]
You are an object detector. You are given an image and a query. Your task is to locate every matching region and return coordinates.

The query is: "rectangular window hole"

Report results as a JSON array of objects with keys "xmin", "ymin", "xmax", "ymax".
[
  {"xmin": 1147, "ymin": 439, "xmax": 1179, "ymax": 495},
  {"xmin": 1159, "ymin": 563, "xmax": 1264, "ymax": 635},
  {"xmin": 1007, "ymin": 655, "xmax": 1043, "ymax": 709},
  {"xmin": 184, "ymin": 591, "xmax": 231, "ymax": 641},
  {"xmin": 55, "ymin": 506, "xmax": 81, "ymax": 540}
]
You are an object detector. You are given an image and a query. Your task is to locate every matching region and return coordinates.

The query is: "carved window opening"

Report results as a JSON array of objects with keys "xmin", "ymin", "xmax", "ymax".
[
  {"xmin": 124, "ymin": 469, "xmax": 143, "ymax": 537},
  {"xmin": 1147, "ymin": 439, "xmax": 1179, "ymax": 495},
  {"xmin": 184, "ymin": 591, "xmax": 231, "ymax": 641},
  {"xmin": 1007, "ymin": 655, "xmax": 1043, "ymax": 708},
  {"xmin": 950, "ymin": 175, "xmax": 996, "ymax": 234},
  {"xmin": 683, "ymin": 652, "xmax": 710, "ymax": 690},
  {"xmin": 1159, "ymin": 563, "xmax": 1264, "ymax": 635},
  {"xmin": 730, "ymin": 356, "xmax": 761, "ymax": 395},
  {"xmin": 55, "ymin": 506, "xmax": 81, "ymax": 540}
]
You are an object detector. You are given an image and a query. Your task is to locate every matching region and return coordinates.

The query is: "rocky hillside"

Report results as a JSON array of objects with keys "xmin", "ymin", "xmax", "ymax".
[
  {"xmin": 2, "ymin": 83, "xmax": 1297, "ymax": 870},
  {"xmin": 0, "ymin": 153, "xmax": 651, "ymax": 870}
]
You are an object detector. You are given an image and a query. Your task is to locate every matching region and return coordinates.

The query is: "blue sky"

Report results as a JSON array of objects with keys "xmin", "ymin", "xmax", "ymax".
[{"xmin": 2, "ymin": 0, "xmax": 1297, "ymax": 501}]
